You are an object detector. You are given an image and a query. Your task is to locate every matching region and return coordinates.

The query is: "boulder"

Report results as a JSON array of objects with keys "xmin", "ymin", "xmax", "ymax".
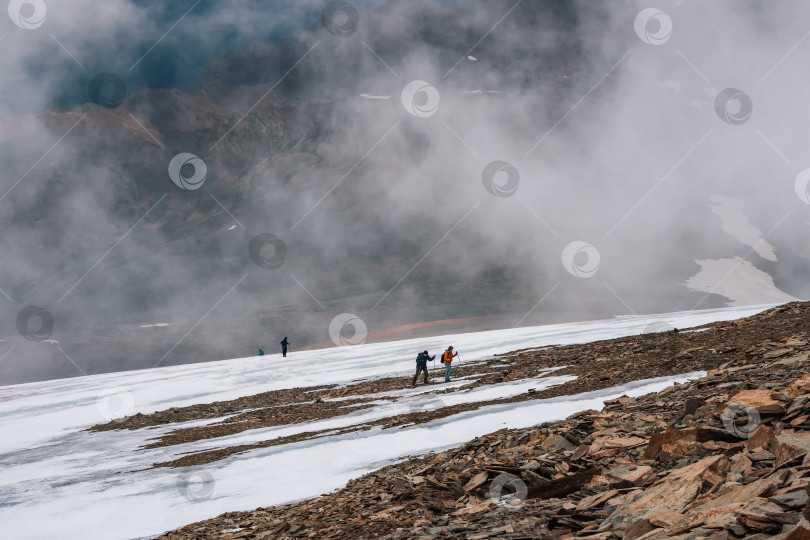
[
  {"xmin": 728, "ymin": 389, "xmax": 786, "ymax": 415},
  {"xmin": 605, "ymin": 455, "xmax": 729, "ymax": 529},
  {"xmin": 606, "ymin": 464, "xmax": 653, "ymax": 485}
]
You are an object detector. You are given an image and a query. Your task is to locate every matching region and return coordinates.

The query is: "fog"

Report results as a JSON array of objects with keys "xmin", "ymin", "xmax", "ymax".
[{"xmin": 0, "ymin": 0, "xmax": 807, "ymax": 384}]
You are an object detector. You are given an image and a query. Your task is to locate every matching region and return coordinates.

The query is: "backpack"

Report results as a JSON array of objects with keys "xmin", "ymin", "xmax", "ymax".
[{"xmin": 258, "ymin": 349, "xmax": 265, "ymax": 356}]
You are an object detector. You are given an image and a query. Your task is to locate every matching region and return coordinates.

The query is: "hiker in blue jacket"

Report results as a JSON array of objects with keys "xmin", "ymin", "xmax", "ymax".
[{"xmin": 412, "ymin": 350, "xmax": 435, "ymax": 386}]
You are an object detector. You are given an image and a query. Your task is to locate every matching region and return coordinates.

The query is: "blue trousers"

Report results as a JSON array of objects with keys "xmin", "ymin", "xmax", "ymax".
[{"xmin": 444, "ymin": 362, "xmax": 453, "ymax": 381}]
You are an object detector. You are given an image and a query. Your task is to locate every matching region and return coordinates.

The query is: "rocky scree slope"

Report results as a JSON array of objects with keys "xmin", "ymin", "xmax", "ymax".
[{"xmin": 161, "ymin": 302, "xmax": 810, "ymax": 539}]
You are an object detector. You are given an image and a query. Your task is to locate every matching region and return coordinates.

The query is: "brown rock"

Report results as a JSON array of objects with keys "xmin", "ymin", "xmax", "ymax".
[
  {"xmin": 591, "ymin": 436, "xmax": 646, "ymax": 458},
  {"xmin": 686, "ymin": 397, "xmax": 706, "ymax": 415},
  {"xmin": 452, "ymin": 502, "xmax": 495, "ymax": 515},
  {"xmin": 526, "ymin": 468, "xmax": 601, "ymax": 499},
  {"xmin": 624, "ymin": 518, "xmax": 656, "ymax": 540},
  {"xmin": 572, "ymin": 444, "xmax": 590, "ymax": 461},
  {"xmin": 606, "ymin": 464, "xmax": 653, "ymax": 485},
  {"xmin": 701, "ymin": 440, "xmax": 745, "ymax": 454},
  {"xmin": 728, "ymin": 389, "xmax": 786, "ymax": 415},
  {"xmin": 778, "ymin": 430, "xmax": 810, "ymax": 454},
  {"xmin": 789, "ymin": 374, "xmax": 810, "ymax": 398},
  {"xmin": 695, "ymin": 426, "xmax": 745, "ymax": 443},
  {"xmin": 631, "ymin": 530, "xmax": 669, "ymax": 540},
  {"xmin": 463, "ymin": 471, "xmax": 488, "ymax": 492},
  {"xmin": 776, "ymin": 442, "xmax": 808, "ymax": 468},
  {"xmin": 575, "ymin": 489, "xmax": 619, "ymax": 512},
  {"xmin": 747, "ymin": 424, "xmax": 778, "ymax": 453},
  {"xmin": 729, "ymin": 454, "xmax": 753, "ymax": 475},
  {"xmin": 579, "ymin": 533, "xmax": 612, "ymax": 540},
  {"xmin": 644, "ymin": 426, "xmax": 682, "ymax": 460},
  {"xmin": 690, "ymin": 471, "xmax": 787, "ymax": 513},
  {"xmin": 542, "ymin": 433, "xmax": 575, "ymax": 452},
  {"xmin": 785, "ymin": 526, "xmax": 810, "ymax": 540},
  {"xmin": 605, "ymin": 492, "xmax": 633, "ymax": 513},
  {"xmin": 749, "ymin": 449, "xmax": 776, "ymax": 461},
  {"xmin": 605, "ymin": 455, "xmax": 729, "ymax": 528},
  {"xmin": 648, "ymin": 511, "xmax": 685, "ymax": 528}
]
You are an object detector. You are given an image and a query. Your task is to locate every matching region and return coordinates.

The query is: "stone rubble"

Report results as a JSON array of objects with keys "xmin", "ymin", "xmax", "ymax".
[{"xmin": 160, "ymin": 303, "xmax": 810, "ymax": 539}]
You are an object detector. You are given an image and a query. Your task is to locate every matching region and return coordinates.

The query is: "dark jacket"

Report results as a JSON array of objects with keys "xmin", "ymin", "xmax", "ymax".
[
  {"xmin": 416, "ymin": 353, "xmax": 434, "ymax": 368},
  {"xmin": 280, "ymin": 338, "xmax": 289, "ymax": 347}
]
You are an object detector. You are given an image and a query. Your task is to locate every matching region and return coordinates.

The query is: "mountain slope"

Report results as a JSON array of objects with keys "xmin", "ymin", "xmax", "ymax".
[
  {"xmin": 0, "ymin": 302, "xmax": 781, "ymax": 539},
  {"xmin": 160, "ymin": 302, "xmax": 810, "ymax": 539}
]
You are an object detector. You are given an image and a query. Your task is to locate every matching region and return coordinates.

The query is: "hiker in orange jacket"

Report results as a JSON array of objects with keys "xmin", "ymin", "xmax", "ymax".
[{"xmin": 441, "ymin": 346, "xmax": 458, "ymax": 382}]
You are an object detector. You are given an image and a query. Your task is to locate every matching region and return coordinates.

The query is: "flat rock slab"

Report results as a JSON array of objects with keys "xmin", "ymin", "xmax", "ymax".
[
  {"xmin": 576, "ymin": 488, "xmax": 619, "ymax": 512},
  {"xmin": 729, "ymin": 389, "xmax": 786, "ymax": 414},
  {"xmin": 770, "ymin": 490, "xmax": 810, "ymax": 509},
  {"xmin": 606, "ymin": 464, "xmax": 653, "ymax": 484},
  {"xmin": 605, "ymin": 454, "xmax": 729, "ymax": 529}
]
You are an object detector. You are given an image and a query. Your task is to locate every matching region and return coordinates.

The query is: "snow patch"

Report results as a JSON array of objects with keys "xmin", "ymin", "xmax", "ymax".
[
  {"xmin": 0, "ymin": 372, "xmax": 700, "ymax": 540},
  {"xmin": 685, "ymin": 257, "xmax": 797, "ymax": 306},
  {"xmin": 709, "ymin": 194, "xmax": 777, "ymax": 262}
]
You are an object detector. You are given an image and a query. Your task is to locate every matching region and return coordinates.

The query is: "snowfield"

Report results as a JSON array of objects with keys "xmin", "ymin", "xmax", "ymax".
[{"xmin": 0, "ymin": 304, "xmax": 773, "ymax": 539}]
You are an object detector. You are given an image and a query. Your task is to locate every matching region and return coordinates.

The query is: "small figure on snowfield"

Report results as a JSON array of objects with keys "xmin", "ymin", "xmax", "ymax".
[{"xmin": 441, "ymin": 346, "xmax": 459, "ymax": 382}]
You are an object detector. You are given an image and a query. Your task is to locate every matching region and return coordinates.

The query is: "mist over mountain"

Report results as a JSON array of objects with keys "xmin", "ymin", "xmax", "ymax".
[{"xmin": 0, "ymin": 0, "xmax": 807, "ymax": 384}]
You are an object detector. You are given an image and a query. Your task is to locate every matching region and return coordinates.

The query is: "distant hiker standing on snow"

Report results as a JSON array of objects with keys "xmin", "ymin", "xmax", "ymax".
[
  {"xmin": 412, "ymin": 350, "xmax": 434, "ymax": 386},
  {"xmin": 441, "ymin": 346, "xmax": 458, "ymax": 382},
  {"xmin": 280, "ymin": 337, "xmax": 289, "ymax": 357}
]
